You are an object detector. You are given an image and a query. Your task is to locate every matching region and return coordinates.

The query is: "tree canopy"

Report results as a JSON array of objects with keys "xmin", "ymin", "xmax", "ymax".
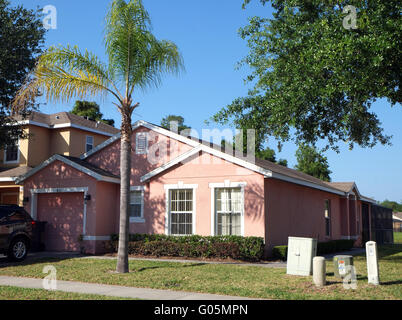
[
  {"xmin": 160, "ymin": 114, "xmax": 190, "ymax": 133},
  {"xmin": 379, "ymin": 200, "xmax": 402, "ymax": 213},
  {"xmin": 0, "ymin": 0, "xmax": 46, "ymax": 148},
  {"xmin": 295, "ymin": 144, "xmax": 332, "ymax": 181},
  {"xmin": 71, "ymin": 100, "xmax": 115, "ymax": 126},
  {"xmin": 213, "ymin": 1, "xmax": 401, "ymax": 151}
]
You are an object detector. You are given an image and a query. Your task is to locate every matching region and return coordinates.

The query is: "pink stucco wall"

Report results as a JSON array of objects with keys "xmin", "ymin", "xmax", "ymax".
[
  {"xmin": 129, "ymin": 151, "xmax": 266, "ymax": 238},
  {"xmin": 22, "ymin": 160, "xmax": 118, "ymax": 254},
  {"xmin": 264, "ymin": 178, "xmax": 343, "ymax": 253},
  {"xmin": 20, "ymin": 125, "xmax": 362, "ymax": 256},
  {"xmin": 87, "ymin": 127, "xmax": 193, "ymax": 185}
]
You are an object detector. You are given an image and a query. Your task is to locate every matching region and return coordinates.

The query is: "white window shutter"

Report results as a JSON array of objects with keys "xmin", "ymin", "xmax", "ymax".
[{"xmin": 136, "ymin": 132, "xmax": 148, "ymax": 154}]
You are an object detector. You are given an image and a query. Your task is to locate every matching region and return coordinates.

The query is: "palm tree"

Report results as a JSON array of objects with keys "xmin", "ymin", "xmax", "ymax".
[{"xmin": 12, "ymin": 0, "xmax": 184, "ymax": 273}]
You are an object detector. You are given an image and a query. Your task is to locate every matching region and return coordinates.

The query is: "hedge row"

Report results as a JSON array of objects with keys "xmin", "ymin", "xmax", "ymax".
[
  {"xmin": 272, "ymin": 239, "xmax": 355, "ymax": 261},
  {"xmin": 107, "ymin": 234, "xmax": 265, "ymax": 261}
]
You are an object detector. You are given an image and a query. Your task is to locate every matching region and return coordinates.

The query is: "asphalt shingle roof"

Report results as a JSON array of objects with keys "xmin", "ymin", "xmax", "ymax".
[
  {"xmin": 0, "ymin": 166, "xmax": 32, "ymax": 178},
  {"xmin": 60, "ymin": 155, "xmax": 120, "ymax": 180},
  {"xmin": 14, "ymin": 111, "xmax": 120, "ymax": 135}
]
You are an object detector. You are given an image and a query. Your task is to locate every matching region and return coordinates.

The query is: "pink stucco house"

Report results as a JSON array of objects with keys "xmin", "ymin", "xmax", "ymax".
[{"xmin": 16, "ymin": 120, "xmax": 384, "ymax": 255}]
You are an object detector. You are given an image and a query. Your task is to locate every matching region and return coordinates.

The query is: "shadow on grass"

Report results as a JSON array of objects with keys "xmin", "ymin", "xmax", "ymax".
[
  {"xmin": 133, "ymin": 262, "xmax": 207, "ymax": 273},
  {"xmin": 0, "ymin": 254, "xmax": 82, "ymax": 270},
  {"xmin": 379, "ymin": 280, "xmax": 402, "ymax": 286}
]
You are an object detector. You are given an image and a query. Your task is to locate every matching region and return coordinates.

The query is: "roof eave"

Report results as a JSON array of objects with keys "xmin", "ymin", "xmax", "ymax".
[{"xmin": 268, "ymin": 172, "xmax": 346, "ymax": 196}]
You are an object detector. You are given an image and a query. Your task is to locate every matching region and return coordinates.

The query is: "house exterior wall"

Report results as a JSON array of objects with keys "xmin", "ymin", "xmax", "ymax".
[
  {"xmin": 27, "ymin": 125, "xmax": 51, "ymax": 167},
  {"xmin": 0, "ymin": 125, "xmax": 113, "ymax": 169},
  {"xmin": 21, "ymin": 160, "xmax": 102, "ymax": 254},
  {"xmin": 87, "ymin": 127, "xmax": 194, "ymax": 182},
  {"xmin": 68, "ymin": 128, "xmax": 111, "ymax": 157},
  {"xmin": 95, "ymin": 181, "xmax": 119, "ymax": 237},
  {"xmin": 49, "ymin": 128, "xmax": 71, "ymax": 156},
  {"xmin": 0, "ymin": 126, "xmax": 29, "ymax": 168},
  {"xmin": 128, "ymin": 151, "xmax": 266, "ymax": 239},
  {"xmin": 15, "ymin": 123, "xmax": 372, "ymax": 255},
  {"xmin": 264, "ymin": 178, "xmax": 343, "ymax": 254}
]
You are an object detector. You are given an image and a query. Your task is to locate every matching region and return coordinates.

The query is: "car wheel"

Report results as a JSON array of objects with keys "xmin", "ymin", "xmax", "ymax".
[{"xmin": 8, "ymin": 238, "xmax": 28, "ymax": 262}]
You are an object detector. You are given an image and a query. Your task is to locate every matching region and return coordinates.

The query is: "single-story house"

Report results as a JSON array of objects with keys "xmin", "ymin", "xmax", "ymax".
[
  {"xmin": 15, "ymin": 120, "xmax": 392, "ymax": 255},
  {"xmin": 393, "ymin": 212, "xmax": 402, "ymax": 232}
]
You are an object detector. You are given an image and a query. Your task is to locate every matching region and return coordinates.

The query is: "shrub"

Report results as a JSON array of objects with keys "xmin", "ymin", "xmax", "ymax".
[
  {"xmin": 108, "ymin": 234, "xmax": 265, "ymax": 261},
  {"xmin": 272, "ymin": 245, "xmax": 288, "ymax": 261},
  {"xmin": 272, "ymin": 239, "xmax": 355, "ymax": 261}
]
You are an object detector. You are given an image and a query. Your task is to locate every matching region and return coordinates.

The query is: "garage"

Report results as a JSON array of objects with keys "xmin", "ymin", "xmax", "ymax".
[{"xmin": 36, "ymin": 192, "xmax": 84, "ymax": 252}]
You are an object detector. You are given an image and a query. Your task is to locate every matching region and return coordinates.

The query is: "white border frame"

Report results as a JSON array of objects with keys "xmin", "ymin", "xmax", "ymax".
[
  {"xmin": 209, "ymin": 180, "xmax": 246, "ymax": 236},
  {"xmin": 164, "ymin": 182, "xmax": 198, "ymax": 235},
  {"xmin": 129, "ymin": 186, "xmax": 145, "ymax": 223}
]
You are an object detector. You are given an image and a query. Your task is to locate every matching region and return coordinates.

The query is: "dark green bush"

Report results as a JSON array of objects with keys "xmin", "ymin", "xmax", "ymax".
[
  {"xmin": 272, "ymin": 245, "xmax": 288, "ymax": 261},
  {"xmin": 108, "ymin": 234, "xmax": 264, "ymax": 261},
  {"xmin": 272, "ymin": 239, "xmax": 355, "ymax": 261}
]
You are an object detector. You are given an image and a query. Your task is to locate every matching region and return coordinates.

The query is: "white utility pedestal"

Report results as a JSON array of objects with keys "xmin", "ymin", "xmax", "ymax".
[
  {"xmin": 313, "ymin": 256, "xmax": 326, "ymax": 287},
  {"xmin": 366, "ymin": 241, "xmax": 380, "ymax": 285},
  {"xmin": 286, "ymin": 237, "xmax": 317, "ymax": 276}
]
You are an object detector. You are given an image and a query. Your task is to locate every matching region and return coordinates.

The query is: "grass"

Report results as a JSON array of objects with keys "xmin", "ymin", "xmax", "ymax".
[
  {"xmin": 0, "ymin": 285, "xmax": 133, "ymax": 300},
  {"xmin": 394, "ymin": 232, "xmax": 402, "ymax": 244},
  {"xmin": 0, "ymin": 245, "xmax": 401, "ymax": 300}
]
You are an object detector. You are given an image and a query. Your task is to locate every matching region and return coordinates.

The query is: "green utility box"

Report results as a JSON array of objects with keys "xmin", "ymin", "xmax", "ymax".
[{"xmin": 333, "ymin": 255, "xmax": 354, "ymax": 278}]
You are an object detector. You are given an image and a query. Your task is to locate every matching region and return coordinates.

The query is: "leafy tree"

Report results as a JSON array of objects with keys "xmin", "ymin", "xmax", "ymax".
[
  {"xmin": 214, "ymin": 1, "xmax": 401, "ymax": 151},
  {"xmin": 221, "ymin": 135, "xmax": 288, "ymax": 166},
  {"xmin": 71, "ymin": 100, "xmax": 115, "ymax": 127},
  {"xmin": 12, "ymin": 0, "xmax": 183, "ymax": 273},
  {"xmin": 380, "ymin": 200, "xmax": 402, "ymax": 212},
  {"xmin": 0, "ymin": 0, "xmax": 46, "ymax": 148},
  {"xmin": 160, "ymin": 115, "xmax": 190, "ymax": 133},
  {"xmin": 295, "ymin": 144, "xmax": 332, "ymax": 181}
]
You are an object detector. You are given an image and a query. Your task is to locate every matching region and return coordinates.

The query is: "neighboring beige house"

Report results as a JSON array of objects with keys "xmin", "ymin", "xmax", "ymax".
[
  {"xmin": 0, "ymin": 111, "xmax": 119, "ymax": 205},
  {"xmin": 393, "ymin": 212, "xmax": 402, "ymax": 232}
]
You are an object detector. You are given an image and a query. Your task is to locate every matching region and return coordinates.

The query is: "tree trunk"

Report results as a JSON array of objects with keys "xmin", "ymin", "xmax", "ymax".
[{"xmin": 116, "ymin": 108, "xmax": 132, "ymax": 273}]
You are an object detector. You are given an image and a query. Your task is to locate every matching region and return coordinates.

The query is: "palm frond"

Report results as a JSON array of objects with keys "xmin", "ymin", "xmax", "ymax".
[
  {"xmin": 12, "ymin": 45, "xmax": 121, "ymax": 111},
  {"xmin": 104, "ymin": 0, "xmax": 184, "ymax": 95}
]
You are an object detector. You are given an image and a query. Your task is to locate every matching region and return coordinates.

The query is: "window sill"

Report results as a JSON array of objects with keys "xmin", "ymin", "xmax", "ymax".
[
  {"xmin": 4, "ymin": 160, "xmax": 19, "ymax": 164},
  {"xmin": 130, "ymin": 217, "xmax": 145, "ymax": 223}
]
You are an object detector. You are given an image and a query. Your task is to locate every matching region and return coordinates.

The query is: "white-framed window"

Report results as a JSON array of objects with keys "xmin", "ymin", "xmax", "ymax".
[
  {"xmin": 169, "ymin": 189, "xmax": 193, "ymax": 235},
  {"xmin": 130, "ymin": 186, "xmax": 144, "ymax": 223},
  {"xmin": 4, "ymin": 139, "xmax": 19, "ymax": 164},
  {"xmin": 86, "ymin": 136, "xmax": 94, "ymax": 153},
  {"xmin": 136, "ymin": 132, "xmax": 148, "ymax": 154},
  {"xmin": 325, "ymin": 199, "xmax": 331, "ymax": 237},
  {"xmin": 209, "ymin": 181, "xmax": 245, "ymax": 236},
  {"xmin": 164, "ymin": 183, "xmax": 197, "ymax": 235},
  {"xmin": 215, "ymin": 187, "xmax": 242, "ymax": 236}
]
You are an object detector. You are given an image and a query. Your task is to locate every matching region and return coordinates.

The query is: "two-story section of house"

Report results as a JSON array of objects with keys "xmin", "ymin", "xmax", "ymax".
[{"xmin": 0, "ymin": 111, "xmax": 119, "ymax": 205}]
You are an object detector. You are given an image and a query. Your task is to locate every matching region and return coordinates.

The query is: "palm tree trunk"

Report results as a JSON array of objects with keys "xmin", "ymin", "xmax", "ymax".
[{"xmin": 116, "ymin": 108, "xmax": 132, "ymax": 273}]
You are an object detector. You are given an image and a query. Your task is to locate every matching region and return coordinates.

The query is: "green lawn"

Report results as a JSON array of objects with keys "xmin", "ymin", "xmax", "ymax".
[
  {"xmin": 0, "ymin": 285, "xmax": 133, "ymax": 300},
  {"xmin": 0, "ymin": 245, "xmax": 401, "ymax": 300},
  {"xmin": 394, "ymin": 232, "xmax": 402, "ymax": 244}
]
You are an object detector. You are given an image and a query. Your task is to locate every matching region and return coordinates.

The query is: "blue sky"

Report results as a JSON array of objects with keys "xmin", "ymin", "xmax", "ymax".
[{"xmin": 12, "ymin": 0, "xmax": 402, "ymax": 202}]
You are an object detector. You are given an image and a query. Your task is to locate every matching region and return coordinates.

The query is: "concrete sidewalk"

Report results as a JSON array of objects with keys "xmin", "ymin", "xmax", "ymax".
[{"xmin": 0, "ymin": 276, "xmax": 258, "ymax": 300}]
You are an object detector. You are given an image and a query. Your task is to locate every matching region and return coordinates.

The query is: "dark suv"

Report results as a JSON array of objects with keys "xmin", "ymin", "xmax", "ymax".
[{"xmin": 0, "ymin": 205, "xmax": 34, "ymax": 261}]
